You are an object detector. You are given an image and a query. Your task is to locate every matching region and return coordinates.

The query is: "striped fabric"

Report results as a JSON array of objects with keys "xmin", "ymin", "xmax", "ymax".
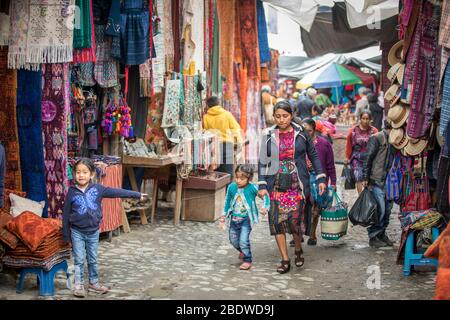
[
  {"xmin": 441, "ymin": 57, "xmax": 450, "ymax": 137},
  {"xmin": 386, "ymin": 154, "xmax": 402, "ymax": 203},
  {"xmin": 439, "ymin": 0, "xmax": 450, "ymax": 49},
  {"xmin": 99, "ymin": 164, "xmax": 123, "ymax": 233}
]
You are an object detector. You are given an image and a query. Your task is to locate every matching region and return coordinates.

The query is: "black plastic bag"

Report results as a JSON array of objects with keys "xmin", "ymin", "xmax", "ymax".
[
  {"xmin": 349, "ymin": 188, "xmax": 378, "ymax": 227},
  {"xmin": 341, "ymin": 164, "xmax": 355, "ymax": 190}
]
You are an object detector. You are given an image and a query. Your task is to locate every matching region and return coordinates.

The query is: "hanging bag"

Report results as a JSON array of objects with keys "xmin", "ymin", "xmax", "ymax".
[
  {"xmin": 386, "ymin": 153, "xmax": 403, "ymax": 203},
  {"xmin": 341, "ymin": 164, "xmax": 356, "ymax": 190},
  {"xmin": 320, "ymin": 191, "xmax": 348, "ymax": 240}
]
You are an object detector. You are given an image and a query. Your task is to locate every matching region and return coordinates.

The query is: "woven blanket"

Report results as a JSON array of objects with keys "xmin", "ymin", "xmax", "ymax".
[
  {"xmin": 17, "ymin": 70, "xmax": 48, "ymax": 217},
  {"xmin": 73, "ymin": 0, "xmax": 92, "ymax": 49},
  {"xmin": 239, "ymin": 0, "xmax": 261, "ymax": 79},
  {"xmin": 41, "ymin": 64, "xmax": 70, "ymax": 219},
  {"xmin": 73, "ymin": 0, "xmax": 97, "ymax": 63},
  {"xmin": 9, "ymin": 233, "xmax": 70, "ymax": 259},
  {"xmin": 0, "ymin": 48, "xmax": 22, "ymax": 191},
  {"xmin": 217, "ymin": 0, "xmax": 235, "ymax": 102},
  {"xmin": 144, "ymin": 92, "xmax": 166, "ymax": 145},
  {"xmin": 3, "ymin": 249, "xmax": 71, "ymax": 271},
  {"xmin": 99, "ymin": 164, "xmax": 123, "ymax": 233},
  {"xmin": 27, "ymin": 0, "xmax": 75, "ymax": 65}
]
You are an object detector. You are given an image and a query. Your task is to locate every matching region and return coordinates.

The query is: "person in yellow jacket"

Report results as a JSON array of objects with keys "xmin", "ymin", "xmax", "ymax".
[{"xmin": 203, "ymin": 96, "xmax": 243, "ymax": 180}]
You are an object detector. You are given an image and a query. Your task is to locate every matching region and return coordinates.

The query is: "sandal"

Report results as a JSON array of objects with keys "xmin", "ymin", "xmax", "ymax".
[
  {"xmin": 295, "ymin": 249, "xmax": 305, "ymax": 267},
  {"xmin": 239, "ymin": 262, "xmax": 252, "ymax": 270},
  {"xmin": 276, "ymin": 260, "xmax": 291, "ymax": 274}
]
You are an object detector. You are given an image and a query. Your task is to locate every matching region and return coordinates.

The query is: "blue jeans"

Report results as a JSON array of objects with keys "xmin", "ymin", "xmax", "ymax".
[
  {"xmin": 229, "ymin": 216, "xmax": 252, "ymax": 263},
  {"xmin": 71, "ymin": 228, "xmax": 100, "ymax": 285},
  {"xmin": 367, "ymin": 186, "xmax": 393, "ymax": 239}
]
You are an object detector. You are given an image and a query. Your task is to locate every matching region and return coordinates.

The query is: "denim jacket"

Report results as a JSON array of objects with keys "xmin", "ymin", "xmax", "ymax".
[{"xmin": 257, "ymin": 122, "xmax": 326, "ymax": 198}]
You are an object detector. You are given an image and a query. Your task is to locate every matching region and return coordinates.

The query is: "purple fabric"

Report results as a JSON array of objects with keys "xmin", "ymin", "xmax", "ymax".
[{"xmin": 314, "ymin": 136, "xmax": 337, "ymax": 186}]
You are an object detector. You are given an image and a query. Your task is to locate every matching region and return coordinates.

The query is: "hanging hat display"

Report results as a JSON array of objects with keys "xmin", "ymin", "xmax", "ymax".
[
  {"xmin": 387, "ymin": 104, "xmax": 409, "ymax": 128},
  {"xmin": 404, "ymin": 136, "xmax": 428, "ymax": 156},
  {"xmin": 387, "ymin": 62, "xmax": 404, "ymax": 85},
  {"xmin": 384, "ymin": 84, "xmax": 402, "ymax": 107},
  {"xmin": 389, "ymin": 127, "xmax": 409, "ymax": 150},
  {"xmin": 388, "ymin": 40, "xmax": 405, "ymax": 66}
]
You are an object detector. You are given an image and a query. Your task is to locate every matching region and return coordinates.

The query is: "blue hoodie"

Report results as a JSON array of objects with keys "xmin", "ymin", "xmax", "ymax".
[{"xmin": 63, "ymin": 183, "xmax": 141, "ymax": 242}]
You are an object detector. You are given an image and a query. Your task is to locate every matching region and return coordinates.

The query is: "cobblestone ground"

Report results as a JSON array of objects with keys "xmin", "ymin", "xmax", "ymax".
[{"xmin": 0, "ymin": 166, "xmax": 436, "ymax": 300}]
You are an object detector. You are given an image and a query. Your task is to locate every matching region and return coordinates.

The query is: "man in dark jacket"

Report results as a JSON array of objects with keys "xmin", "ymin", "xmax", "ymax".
[
  {"xmin": 0, "ymin": 143, "xmax": 5, "ymax": 208},
  {"xmin": 295, "ymin": 87, "xmax": 317, "ymax": 120},
  {"xmin": 362, "ymin": 121, "xmax": 395, "ymax": 248}
]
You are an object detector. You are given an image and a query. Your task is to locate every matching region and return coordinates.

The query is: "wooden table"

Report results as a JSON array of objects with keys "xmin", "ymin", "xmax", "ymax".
[{"xmin": 121, "ymin": 155, "xmax": 184, "ymax": 232}]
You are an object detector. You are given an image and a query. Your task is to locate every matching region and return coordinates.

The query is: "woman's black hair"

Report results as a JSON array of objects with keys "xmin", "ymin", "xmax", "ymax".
[
  {"xmin": 273, "ymin": 100, "xmax": 294, "ymax": 115},
  {"xmin": 235, "ymin": 164, "xmax": 254, "ymax": 181},
  {"xmin": 74, "ymin": 158, "xmax": 96, "ymax": 174},
  {"xmin": 312, "ymin": 104, "xmax": 324, "ymax": 115},
  {"xmin": 302, "ymin": 118, "xmax": 316, "ymax": 131},
  {"xmin": 360, "ymin": 109, "xmax": 373, "ymax": 119}
]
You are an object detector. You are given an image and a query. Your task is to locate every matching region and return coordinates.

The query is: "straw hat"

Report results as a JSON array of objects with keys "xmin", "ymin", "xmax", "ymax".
[
  {"xmin": 387, "ymin": 104, "xmax": 409, "ymax": 128},
  {"xmin": 384, "ymin": 84, "xmax": 402, "ymax": 107},
  {"xmin": 388, "ymin": 40, "xmax": 404, "ymax": 66},
  {"xmin": 387, "ymin": 63, "xmax": 404, "ymax": 85},
  {"xmin": 404, "ymin": 136, "xmax": 428, "ymax": 156},
  {"xmin": 389, "ymin": 127, "xmax": 409, "ymax": 150}
]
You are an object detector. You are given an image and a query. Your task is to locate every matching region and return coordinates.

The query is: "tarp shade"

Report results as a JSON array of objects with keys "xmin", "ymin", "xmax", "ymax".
[{"xmin": 342, "ymin": 64, "xmax": 376, "ymax": 86}]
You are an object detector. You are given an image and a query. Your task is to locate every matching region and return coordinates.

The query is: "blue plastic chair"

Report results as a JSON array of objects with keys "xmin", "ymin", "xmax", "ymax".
[
  {"xmin": 403, "ymin": 227, "xmax": 440, "ymax": 276},
  {"xmin": 16, "ymin": 260, "xmax": 69, "ymax": 296}
]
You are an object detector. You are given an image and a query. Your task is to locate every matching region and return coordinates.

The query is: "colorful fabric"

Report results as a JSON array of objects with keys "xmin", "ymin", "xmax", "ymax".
[
  {"xmin": 6, "ymin": 212, "xmax": 60, "ymax": 252},
  {"xmin": 98, "ymin": 163, "xmax": 123, "ymax": 233},
  {"xmin": 216, "ymin": 0, "xmax": 235, "ymax": 101},
  {"xmin": 120, "ymin": 0, "xmax": 150, "ymax": 65},
  {"xmin": 269, "ymin": 130, "xmax": 304, "ymax": 235},
  {"xmin": 8, "ymin": 232, "xmax": 71, "ymax": 260},
  {"xmin": 27, "ymin": 0, "xmax": 75, "ymax": 64},
  {"xmin": 162, "ymin": 79, "xmax": 181, "ymax": 128},
  {"xmin": 3, "ymin": 249, "xmax": 71, "ymax": 271},
  {"xmin": 441, "ymin": 58, "xmax": 450, "ymax": 137},
  {"xmin": 346, "ymin": 126, "xmax": 378, "ymax": 182},
  {"xmin": 17, "ymin": 70, "xmax": 48, "ymax": 217},
  {"xmin": 144, "ymin": 92, "xmax": 166, "ymax": 145},
  {"xmin": 240, "ymin": 0, "xmax": 260, "ymax": 79},
  {"xmin": 94, "ymin": 24, "xmax": 118, "ymax": 88},
  {"xmin": 73, "ymin": 0, "xmax": 97, "ymax": 63},
  {"xmin": 73, "ymin": 0, "xmax": 92, "ymax": 49},
  {"xmin": 0, "ymin": 48, "xmax": 21, "ymax": 191},
  {"xmin": 245, "ymin": 78, "xmax": 262, "ymax": 161},
  {"xmin": 256, "ymin": 0, "xmax": 270, "ymax": 64},
  {"xmin": 41, "ymin": 64, "xmax": 70, "ymax": 219},
  {"xmin": 439, "ymin": 0, "xmax": 450, "ymax": 49},
  {"xmin": 405, "ymin": 2, "xmax": 441, "ymax": 139},
  {"xmin": 232, "ymin": 195, "xmax": 249, "ymax": 218},
  {"xmin": 0, "ymin": 11, "xmax": 9, "ymax": 46},
  {"xmin": 163, "ymin": 0, "xmax": 174, "ymax": 72},
  {"xmin": 399, "ymin": 209, "xmax": 440, "ymax": 231}
]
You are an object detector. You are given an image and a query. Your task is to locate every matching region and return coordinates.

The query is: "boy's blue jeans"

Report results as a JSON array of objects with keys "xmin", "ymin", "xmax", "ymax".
[
  {"xmin": 71, "ymin": 228, "xmax": 100, "ymax": 286},
  {"xmin": 229, "ymin": 215, "xmax": 252, "ymax": 263},
  {"xmin": 367, "ymin": 185, "xmax": 393, "ymax": 239}
]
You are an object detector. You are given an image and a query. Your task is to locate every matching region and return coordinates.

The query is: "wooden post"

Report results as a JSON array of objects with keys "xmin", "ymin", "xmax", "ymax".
[
  {"xmin": 121, "ymin": 201, "xmax": 131, "ymax": 233},
  {"xmin": 174, "ymin": 177, "xmax": 183, "ymax": 225},
  {"xmin": 127, "ymin": 166, "xmax": 148, "ymax": 225},
  {"xmin": 151, "ymin": 177, "xmax": 159, "ymax": 224}
]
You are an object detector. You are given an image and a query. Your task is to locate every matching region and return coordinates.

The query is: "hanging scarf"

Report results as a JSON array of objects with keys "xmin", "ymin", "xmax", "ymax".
[
  {"xmin": 0, "ymin": 11, "xmax": 9, "ymax": 46},
  {"xmin": 217, "ymin": 0, "xmax": 235, "ymax": 102},
  {"xmin": 17, "ymin": 69, "xmax": 48, "ymax": 217},
  {"xmin": 27, "ymin": 0, "xmax": 75, "ymax": 65},
  {"xmin": 41, "ymin": 63, "xmax": 70, "ymax": 219},
  {"xmin": 73, "ymin": 0, "xmax": 92, "ymax": 49},
  {"xmin": 210, "ymin": 4, "xmax": 221, "ymax": 97},
  {"xmin": 73, "ymin": 0, "xmax": 97, "ymax": 63},
  {"xmin": 163, "ymin": 0, "xmax": 174, "ymax": 72},
  {"xmin": 0, "ymin": 47, "xmax": 21, "ymax": 191},
  {"xmin": 246, "ymin": 78, "xmax": 262, "ymax": 162},
  {"xmin": 256, "ymin": 0, "xmax": 270, "ymax": 64},
  {"xmin": 172, "ymin": 0, "xmax": 181, "ymax": 73},
  {"xmin": 144, "ymin": 92, "xmax": 166, "ymax": 145},
  {"xmin": 239, "ymin": 0, "xmax": 261, "ymax": 79},
  {"xmin": 161, "ymin": 79, "xmax": 181, "ymax": 128}
]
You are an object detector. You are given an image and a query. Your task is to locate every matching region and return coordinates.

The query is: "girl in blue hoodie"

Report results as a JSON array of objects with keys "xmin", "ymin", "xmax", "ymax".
[
  {"xmin": 63, "ymin": 158, "xmax": 146, "ymax": 298},
  {"xmin": 220, "ymin": 165, "xmax": 270, "ymax": 270}
]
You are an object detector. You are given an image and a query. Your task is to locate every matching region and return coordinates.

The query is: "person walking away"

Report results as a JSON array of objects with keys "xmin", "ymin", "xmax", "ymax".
[
  {"xmin": 63, "ymin": 158, "xmax": 146, "ymax": 297},
  {"xmin": 345, "ymin": 111, "xmax": 378, "ymax": 194},
  {"xmin": 261, "ymin": 85, "xmax": 277, "ymax": 127},
  {"xmin": 361, "ymin": 121, "xmax": 395, "ymax": 248},
  {"xmin": 368, "ymin": 93, "xmax": 384, "ymax": 131},
  {"xmin": 203, "ymin": 96, "xmax": 243, "ymax": 180},
  {"xmin": 258, "ymin": 101, "xmax": 326, "ymax": 273},
  {"xmin": 219, "ymin": 165, "xmax": 270, "ymax": 270},
  {"xmin": 355, "ymin": 87, "xmax": 371, "ymax": 119},
  {"xmin": 302, "ymin": 118, "xmax": 337, "ymax": 245},
  {"xmin": 296, "ymin": 87, "xmax": 317, "ymax": 120},
  {"xmin": 315, "ymin": 89, "xmax": 333, "ymax": 109}
]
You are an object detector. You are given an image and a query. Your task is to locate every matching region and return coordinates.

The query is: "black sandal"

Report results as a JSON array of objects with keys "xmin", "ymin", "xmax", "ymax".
[
  {"xmin": 295, "ymin": 249, "xmax": 305, "ymax": 267},
  {"xmin": 277, "ymin": 260, "xmax": 291, "ymax": 274}
]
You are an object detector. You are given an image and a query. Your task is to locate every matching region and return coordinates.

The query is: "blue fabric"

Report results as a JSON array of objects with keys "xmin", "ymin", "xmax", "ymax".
[
  {"xmin": 440, "ymin": 58, "xmax": 450, "ymax": 137},
  {"xmin": 257, "ymin": 0, "xmax": 271, "ymax": 64},
  {"xmin": 229, "ymin": 216, "xmax": 252, "ymax": 263},
  {"xmin": 367, "ymin": 186, "xmax": 393, "ymax": 239},
  {"xmin": 16, "ymin": 70, "xmax": 48, "ymax": 217},
  {"xmin": 71, "ymin": 228, "xmax": 100, "ymax": 285}
]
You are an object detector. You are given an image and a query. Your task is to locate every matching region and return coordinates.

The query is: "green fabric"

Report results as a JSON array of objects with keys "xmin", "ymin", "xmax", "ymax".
[
  {"xmin": 335, "ymin": 64, "xmax": 362, "ymax": 86},
  {"xmin": 320, "ymin": 191, "xmax": 348, "ymax": 240},
  {"xmin": 315, "ymin": 94, "xmax": 332, "ymax": 107},
  {"xmin": 211, "ymin": 5, "xmax": 221, "ymax": 96},
  {"xmin": 73, "ymin": 0, "xmax": 92, "ymax": 49}
]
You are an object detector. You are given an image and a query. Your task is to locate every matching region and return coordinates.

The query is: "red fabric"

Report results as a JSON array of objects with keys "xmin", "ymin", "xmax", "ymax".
[
  {"xmin": 6, "ymin": 212, "xmax": 60, "ymax": 252},
  {"xmin": 99, "ymin": 164, "xmax": 123, "ymax": 233},
  {"xmin": 343, "ymin": 65, "xmax": 375, "ymax": 87},
  {"xmin": 239, "ymin": 0, "xmax": 260, "ymax": 79}
]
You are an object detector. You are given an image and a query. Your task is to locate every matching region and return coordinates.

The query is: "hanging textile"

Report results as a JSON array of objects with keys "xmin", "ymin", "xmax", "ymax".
[
  {"xmin": 0, "ymin": 11, "xmax": 9, "ymax": 46},
  {"xmin": 181, "ymin": 74, "xmax": 203, "ymax": 128},
  {"xmin": 128, "ymin": 65, "xmax": 149, "ymax": 139},
  {"xmin": 210, "ymin": 3, "xmax": 221, "ymax": 96},
  {"xmin": 230, "ymin": 66, "xmax": 242, "ymax": 123},
  {"xmin": 27, "ymin": 0, "xmax": 75, "ymax": 64},
  {"xmin": 73, "ymin": 0, "xmax": 92, "ymax": 49},
  {"xmin": 217, "ymin": 0, "xmax": 235, "ymax": 102},
  {"xmin": 41, "ymin": 64, "xmax": 70, "ymax": 219},
  {"xmin": 163, "ymin": 0, "xmax": 174, "ymax": 72},
  {"xmin": 98, "ymin": 163, "xmax": 123, "ymax": 233},
  {"xmin": 239, "ymin": 0, "xmax": 261, "ymax": 79},
  {"xmin": 161, "ymin": 79, "xmax": 181, "ymax": 128},
  {"xmin": 17, "ymin": 70, "xmax": 48, "ymax": 217},
  {"xmin": 239, "ymin": 66, "xmax": 248, "ymax": 133},
  {"xmin": 256, "ymin": 0, "xmax": 270, "ymax": 64},
  {"xmin": 105, "ymin": 0, "xmax": 121, "ymax": 60},
  {"xmin": 172, "ymin": 0, "xmax": 181, "ymax": 72},
  {"xmin": 144, "ymin": 92, "xmax": 166, "ymax": 145},
  {"xmin": 73, "ymin": 0, "xmax": 97, "ymax": 64},
  {"xmin": 185, "ymin": 0, "xmax": 204, "ymax": 73},
  {"xmin": 246, "ymin": 78, "xmax": 262, "ymax": 162},
  {"xmin": 204, "ymin": 0, "xmax": 212, "ymax": 82},
  {"xmin": 0, "ymin": 47, "xmax": 21, "ymax": 191},
  {"xmin": 439, "ymin": 0, "xmax": 450, "ymax": 49},
  {"xmin": 120, "ymin": 0, "xmax": 150, "ymax": 66},
  {"xmin": 94, "ymin": 24, "xmax": 118, "ymax": 88},
  {"xmin": 405, "ymin": 1, "xmax": 441, "ymax": 139},
  {"xmin": 441, "ymin": 58, "xmax": 450, "ymax": 137}
]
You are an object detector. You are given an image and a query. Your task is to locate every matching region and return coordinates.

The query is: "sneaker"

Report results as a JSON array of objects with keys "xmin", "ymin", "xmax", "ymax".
[
  {"xmin": 369, "ymin": 237, "xmax": 387, "ymax": 248},
  {"xmin": 88, "ymin": 282, "xmax": 110, "ymax": 294},
  {"xmin": 289, "ymin": 239, "xmax": 295, "ymax": 247},
  {"xmin": 378, "ymin": 233, "xmax": 394, "ymax": 246},
  {"xmin": 73, "ymin": 284, "xmax": 86, "ymax": 298}
]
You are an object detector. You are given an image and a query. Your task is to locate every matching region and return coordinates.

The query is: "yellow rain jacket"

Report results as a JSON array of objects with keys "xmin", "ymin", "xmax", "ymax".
[{"xmin": 203, "ymin": 106, "xmax": 243, "ymax": 144}]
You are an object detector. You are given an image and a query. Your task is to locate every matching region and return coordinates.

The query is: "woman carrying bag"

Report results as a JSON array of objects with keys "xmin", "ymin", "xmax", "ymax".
[{"xmin": 257, "ymin": 101, "xmax": 327, "ymax": 274}]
